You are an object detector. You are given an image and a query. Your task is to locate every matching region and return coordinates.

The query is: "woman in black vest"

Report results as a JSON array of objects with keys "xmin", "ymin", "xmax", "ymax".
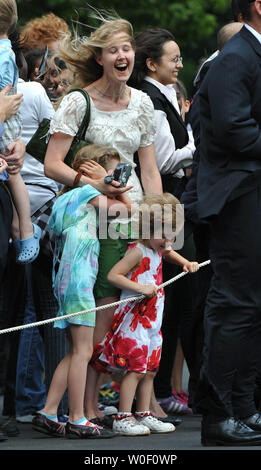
[
  {"xmin": 130, "ymin": 28, "xmax": 194, "ymax": 199},
  {"xmin": 129, "ymin": 28, "xmax": 196, "ymax": 420}
]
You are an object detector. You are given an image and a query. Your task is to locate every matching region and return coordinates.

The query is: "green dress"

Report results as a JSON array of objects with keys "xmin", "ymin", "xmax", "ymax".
[{"xmin": 49, "ymin": 184, "xmax": 101, "ymax": 329}]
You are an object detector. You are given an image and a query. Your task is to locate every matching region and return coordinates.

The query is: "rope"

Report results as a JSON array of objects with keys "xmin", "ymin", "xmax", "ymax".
[{"xmin": 0, "ymin": 260, "xmax": 211, "ymax": 336}]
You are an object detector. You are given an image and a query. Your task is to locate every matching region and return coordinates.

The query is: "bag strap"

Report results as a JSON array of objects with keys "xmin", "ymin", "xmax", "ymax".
[{"xmin": 65, "ymin": 88, "xmax": 91, "ymax": 142}]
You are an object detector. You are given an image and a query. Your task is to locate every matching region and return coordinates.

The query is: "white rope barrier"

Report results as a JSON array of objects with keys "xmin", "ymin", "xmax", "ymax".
[{"xmin": 0, "ymin": 260, "xmax": 211, "ymax": 336}]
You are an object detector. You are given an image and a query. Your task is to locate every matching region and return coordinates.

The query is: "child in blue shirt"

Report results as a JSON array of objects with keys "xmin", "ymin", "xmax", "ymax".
[{"xmin": 0, "ymin": 0, "xmax": 41, "ymax": 263}]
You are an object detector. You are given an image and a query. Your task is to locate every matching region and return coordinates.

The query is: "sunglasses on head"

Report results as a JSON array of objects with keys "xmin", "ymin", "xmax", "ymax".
[{"xmin": 37, "ymin": 46, "xmax": 49, "ymax": 79}]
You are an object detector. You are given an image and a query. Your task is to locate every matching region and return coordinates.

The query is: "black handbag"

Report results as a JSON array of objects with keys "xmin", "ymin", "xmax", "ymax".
[{"xmin": 26, "ymin": 88, "xmax": 91, "ymax": 168}]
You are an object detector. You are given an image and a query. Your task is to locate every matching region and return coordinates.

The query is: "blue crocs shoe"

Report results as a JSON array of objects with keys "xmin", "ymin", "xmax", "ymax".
[{"xmin": 16, "ymin": 223, "xmax": 42, "ymax": 265}]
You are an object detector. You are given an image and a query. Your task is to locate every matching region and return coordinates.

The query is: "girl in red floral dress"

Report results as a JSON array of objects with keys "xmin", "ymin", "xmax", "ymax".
[{"xmin": 92, "ymin": 193, "xmax": 199, "ymax": 436}]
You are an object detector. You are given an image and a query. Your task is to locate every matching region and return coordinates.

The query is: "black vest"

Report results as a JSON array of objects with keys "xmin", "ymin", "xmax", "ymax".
[
  {"xmin": 141, "ymin": 80, "xmax": 188, "ymax": 149},
  {"xmin": 135, "ymin": 81, "xmax": 189, "ymax": 198}
]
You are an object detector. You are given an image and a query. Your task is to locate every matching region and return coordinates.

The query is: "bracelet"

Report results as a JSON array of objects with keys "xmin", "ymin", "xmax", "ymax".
[{"xmin": 73, "ymin": 171, "xmax": 83, "ymax": 188}]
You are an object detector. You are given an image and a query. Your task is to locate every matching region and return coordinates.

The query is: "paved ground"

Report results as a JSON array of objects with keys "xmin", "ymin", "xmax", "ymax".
[
  {"xmin": 1, "ymin": 369, "xmax": 260, "ymax": 464},
  {"xmin": 1, "ymin": 413, "xmax": 261, "ymax": 467},
  {"xmin": 1, "ymin": 414, "xmax": 201, "ymax": 451}
]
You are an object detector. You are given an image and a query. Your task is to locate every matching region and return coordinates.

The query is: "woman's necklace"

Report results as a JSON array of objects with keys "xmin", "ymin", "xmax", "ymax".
[{"xmin": 93, "ymin": 84, "xmax": 127, "ymax": 99}]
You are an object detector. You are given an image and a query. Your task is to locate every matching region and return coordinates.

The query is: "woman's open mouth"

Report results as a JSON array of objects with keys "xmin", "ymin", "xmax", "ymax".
[{"xmin": 115, "ymin": 63, "xmax": 128, "ymax": 72}]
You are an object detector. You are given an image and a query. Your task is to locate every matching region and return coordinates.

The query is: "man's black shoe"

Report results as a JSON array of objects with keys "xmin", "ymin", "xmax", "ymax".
[
  {"xmin": 201, "ymin": 416, "xmax": 261, "ymax": 446},
  {"xmin": 1, "ymin": 417, "xmax": 19, "ymax": 437},
  {"xmin": 0, "ymin": 427, "xmax": 8, "ymax": 442},
  {"xmin": 242, "ymin": 413, "xmax": 261, "ymax": 432}
]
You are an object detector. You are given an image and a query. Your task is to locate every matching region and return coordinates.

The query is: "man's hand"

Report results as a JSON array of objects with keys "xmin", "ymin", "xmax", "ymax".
[
  {"xmin": 2, "ymin": 139, "xmax": 25, "ymax": 175},
  {"xmin": 0, "ymin": 84, "xmax": 23, "ymax": 122}
]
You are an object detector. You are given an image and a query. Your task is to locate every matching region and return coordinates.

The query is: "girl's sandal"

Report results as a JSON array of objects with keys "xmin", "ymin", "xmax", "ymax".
[
  {"xmin": 16, "ymin": 223, "xmax": 42, "ymax": 264},
  {"xmin": 65, "ymin": 421, "xmax": 116, "ymax": 439}
]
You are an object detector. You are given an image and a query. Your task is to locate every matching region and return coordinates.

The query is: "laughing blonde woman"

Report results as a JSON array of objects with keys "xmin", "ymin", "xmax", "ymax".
[{"xmin": 44, "ymin": 11, "xmax": 162, "ymax": 428}]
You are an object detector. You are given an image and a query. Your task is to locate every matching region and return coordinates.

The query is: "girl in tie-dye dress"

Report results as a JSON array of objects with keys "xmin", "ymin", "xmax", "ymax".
[
  {"xmin": 92, "ymin": 193, "xmax": 199, "ymax": 436},
  {"xmin": 34, "ymin": 144, "xmax": 132, "ymax": 439}
]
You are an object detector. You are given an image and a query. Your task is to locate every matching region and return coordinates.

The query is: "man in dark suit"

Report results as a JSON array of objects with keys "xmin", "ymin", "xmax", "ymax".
[{"xmin": 196, "ymin": 0, "xmax": 261, "ymax": 446}]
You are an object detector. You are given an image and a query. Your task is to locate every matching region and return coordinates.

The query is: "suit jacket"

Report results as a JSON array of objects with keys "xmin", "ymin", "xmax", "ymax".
[
  {"xmin": 181, "ymin": 89, "xmax": 201, "ymax": 226},
  {"xmin": 197, "ymin": 25, "xmax": 261, "ymax": 220}
]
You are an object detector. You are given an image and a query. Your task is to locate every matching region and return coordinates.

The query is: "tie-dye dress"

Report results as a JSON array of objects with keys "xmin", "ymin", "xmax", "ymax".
[
  {"xmin": 49, "ymin": 184, "xmax": 101, "ymax": 329},
  {"xmin": 92, "ymin": 242, "xmax": 164, "ymax": 374}
]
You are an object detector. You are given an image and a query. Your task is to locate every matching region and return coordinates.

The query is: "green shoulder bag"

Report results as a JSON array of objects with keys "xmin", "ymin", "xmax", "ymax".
[{"xmin": 26, "ymin": 88, "xmax": 91, "ymax": 168}]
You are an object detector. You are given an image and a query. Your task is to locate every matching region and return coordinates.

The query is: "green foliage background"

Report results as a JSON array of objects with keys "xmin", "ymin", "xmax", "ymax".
[{"xmin": 16, "ymin": 0, "xmax": 234, "ymax": 95}]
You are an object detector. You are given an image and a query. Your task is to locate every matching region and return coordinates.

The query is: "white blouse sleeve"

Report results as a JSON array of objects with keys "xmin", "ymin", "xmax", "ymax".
[
  {"xmin": 154, "ymin": 109, "xmax": 195, "ymax": 175},
  {"xmin": 49, "ymin": 92, "xmax": 87, "ymax": 137},
  {"xmin": 138, "ymin": 92, "xmax": 157, "ymax": 147}
]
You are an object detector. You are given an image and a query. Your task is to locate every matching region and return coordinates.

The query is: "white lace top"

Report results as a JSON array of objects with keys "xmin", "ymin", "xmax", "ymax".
[{"xmin": 49, "ymin": 87, "xmax": 156, "ymax": 204}]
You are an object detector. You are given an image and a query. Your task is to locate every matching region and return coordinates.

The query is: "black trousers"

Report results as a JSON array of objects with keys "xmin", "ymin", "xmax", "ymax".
[
  {"xmin": 154, "ymin": 233, "xmax": 197, "ymax": 398},
  {"xmin": 154, "ymin": 175, "xmax": 196, "ymax": 399},
  {"xmin": 1, "ymin": 249, "xmax": 26, "ymax": 415},
  {"xmin": 0, "ymin": 183, "xmax": 12, "ymax": 282},
  {"xmin": 195, "ymin": 185, "xmax": 261, "ymax": 419},
  {"xmin": 0, "ymin": 184, "xmax": 13, "ymax": 392},
  {"xmin": 185, "ymin": 223, "xmax": 212, "ymax": 410}
]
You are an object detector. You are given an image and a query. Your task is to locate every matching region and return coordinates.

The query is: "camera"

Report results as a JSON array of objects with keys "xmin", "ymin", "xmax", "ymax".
[{"xmin": 104, "ymin": 163, "xmax": 132, "ymax": 187}]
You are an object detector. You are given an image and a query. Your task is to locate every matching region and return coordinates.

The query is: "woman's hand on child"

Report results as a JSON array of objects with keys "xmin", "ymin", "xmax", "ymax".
[
  {"xmin": 139, "ymin": 284, "xmax": 158, "ymax": 298},
  {"xmin": 0, "ymin": 158, "xmax": 8, "ymax": 174},
  {"xmin": 183, "ymin": 261, "xmax": 199, "ymax": 273},
  {"xmin": 79, "ymin": 160, "xmax": 107, "ymax": 179}
]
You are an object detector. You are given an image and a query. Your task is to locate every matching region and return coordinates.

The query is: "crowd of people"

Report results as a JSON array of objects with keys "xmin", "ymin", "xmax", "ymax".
[{"xmin": 0, "ymin": 0, "xmax": 261, "ymax": 447}]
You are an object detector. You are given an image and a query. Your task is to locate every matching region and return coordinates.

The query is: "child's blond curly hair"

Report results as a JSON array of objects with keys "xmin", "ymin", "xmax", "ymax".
[{"xmin": 137, "ymin": 193, "xmax": 181, "ymax": 242}]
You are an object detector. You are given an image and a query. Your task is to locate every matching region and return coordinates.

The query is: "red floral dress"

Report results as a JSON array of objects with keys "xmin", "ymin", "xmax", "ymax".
[{"xmin": 92, "ymin": 242, "xmax": 164, "ymax": 374}]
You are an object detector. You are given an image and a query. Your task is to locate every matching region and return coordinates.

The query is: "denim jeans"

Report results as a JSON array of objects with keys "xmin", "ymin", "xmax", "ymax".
[{"xmin": 15, "ymin": 265, "xmax": 46, "ymax": 416}]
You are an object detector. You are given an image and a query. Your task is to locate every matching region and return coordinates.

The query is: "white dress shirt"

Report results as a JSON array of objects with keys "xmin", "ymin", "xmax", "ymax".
[
  {"xmin": 245, "ymin": 23, "xmax": 261, "ymax": 44},
  {"xmin": 144, "ymin": 76, "xmax": 195, "ymax": 177}
]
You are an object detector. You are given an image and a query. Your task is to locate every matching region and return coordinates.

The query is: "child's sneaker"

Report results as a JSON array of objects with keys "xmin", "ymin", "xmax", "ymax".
[
  {"xmin": 157, "ymin": 395, "xmax": 193, "ymax": 415},
  {"xmin": 98, "ymin": 403, "xmax": 118, "ymax": 416},
  {"xmin": 172, "ymin": 390, "xmax": 189, "ymax": 404},
  {"xmin": 99, "ymin": 386, "xmax": 120, "ymax": 406},
  {"xmin": 113, "ymin": 414, "xmax": 150, "ymax": 436},
  {"xmin": 32, "ymin": 413, "xmax": 65, "ymax": 437},
  {"xmin": 135, "ymin": 412, "xmax": 175, "ymax": 433},
  {"xmin": 65, "ymin": 420, "xmax": 116, "ymax": 439}
]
